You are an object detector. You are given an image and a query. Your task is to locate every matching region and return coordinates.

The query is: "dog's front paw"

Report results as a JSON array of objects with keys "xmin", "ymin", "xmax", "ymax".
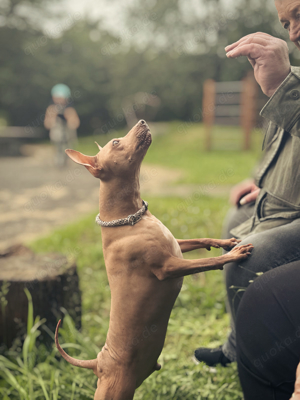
[
  {"xmin": 228, "ymin": 244, "xmax": 254, "ymax": 262},
  {"xmin": 207, "ymin": 238, "xmax": 240, "ymax": 251},
  {"xmin": 219, "ymin": 238, "xmax": 241, "ymax": 251}
]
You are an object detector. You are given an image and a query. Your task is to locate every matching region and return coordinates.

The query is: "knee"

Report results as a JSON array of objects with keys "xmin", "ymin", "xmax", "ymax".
[
  {"xmin": 234, "ymin": 236, "xmax": 267, "ymax": 270},
  {"xmin": 224, "ymin": 239, "xmax": 264, "ymax": 289}
]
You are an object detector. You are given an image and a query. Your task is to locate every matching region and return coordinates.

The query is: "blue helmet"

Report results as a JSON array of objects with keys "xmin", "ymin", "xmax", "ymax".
[{"xmin": 51, "ymin": 84, "xmax": 71, "ymax": 99}]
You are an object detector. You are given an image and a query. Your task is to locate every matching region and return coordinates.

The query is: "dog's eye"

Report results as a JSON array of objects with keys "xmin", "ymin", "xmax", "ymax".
[{"xmin": 112, "ymin": 140, "xmax": 119, "ymax": 146}]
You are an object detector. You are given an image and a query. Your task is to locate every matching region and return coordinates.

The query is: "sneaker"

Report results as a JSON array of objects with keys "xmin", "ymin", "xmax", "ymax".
[{"xmin": 194, "ymin": 346, "xmax": 232, "ymax": 367}]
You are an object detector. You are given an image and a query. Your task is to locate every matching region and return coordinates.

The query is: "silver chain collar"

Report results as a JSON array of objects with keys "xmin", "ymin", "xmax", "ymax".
[{"xmin": 96, "ymin": 201, "xmax": 148, "ymax": 227}]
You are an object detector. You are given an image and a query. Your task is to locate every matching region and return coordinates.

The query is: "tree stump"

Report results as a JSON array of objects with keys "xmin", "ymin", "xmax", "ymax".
[{"xmin": 0, "ymin": 245, "xmax": 81, "ymax": 349}]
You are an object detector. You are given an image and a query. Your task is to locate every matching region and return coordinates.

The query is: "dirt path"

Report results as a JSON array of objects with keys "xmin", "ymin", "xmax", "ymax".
[{"xmin": 0, "ymin": 144, "xmax": 231, "ymax": 250}]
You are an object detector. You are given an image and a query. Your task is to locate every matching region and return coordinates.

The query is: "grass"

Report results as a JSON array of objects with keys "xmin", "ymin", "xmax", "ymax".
[{"xmin": 0, "ymin": 122, "xmax": 262, "ymax": 399}]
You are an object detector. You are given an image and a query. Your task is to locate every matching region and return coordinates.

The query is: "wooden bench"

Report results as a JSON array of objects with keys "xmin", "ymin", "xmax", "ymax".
[{"xmin": 0, "ymin": 127, "xmax": 45, "ymax": 156}]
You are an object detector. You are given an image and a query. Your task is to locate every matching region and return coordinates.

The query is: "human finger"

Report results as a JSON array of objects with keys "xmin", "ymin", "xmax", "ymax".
[
  {"xmin": 229, "ymin": 35, "xmax": 271, "ymax": 51},
  {"xmin": 226, "ymin": 43, "xmax": 264, "ymax": 59},
  {"xmin": 225, "ymin": 32, "xmax": 274, "ymax": 52},
  {"xmin": 240, "ymin": 189, "xmax": 260, "ymax": 205},
  {"xmin": 225, "ymin": 34, "xmax": 258, "ymax": 51},
  {"xmin": 230, "ymin": 185, "xmax": 254, "ymax": 206},
  {"xmin": 230, "ymin": 187, "xmax": 251, "ymax": 206}
]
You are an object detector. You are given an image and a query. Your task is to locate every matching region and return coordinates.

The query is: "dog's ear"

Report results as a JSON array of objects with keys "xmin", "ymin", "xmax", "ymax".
[
  {"xmin": 94, "ymin": 141, "xmax": 102, "ymax": 151},
  {"xmin": 65, "ymin": 149, "xmax": 103, "ymax": 178}
]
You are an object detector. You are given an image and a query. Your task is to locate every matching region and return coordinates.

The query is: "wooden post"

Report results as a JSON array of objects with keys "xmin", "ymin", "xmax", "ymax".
[
  {"xmin": 203, "ymin": 79, "xmax": 216, "ymax": 151},
  {"xmin": 241, "ymin": 72, "xmax": 258, "ymax": 151},
  {"xmin": 0, "ymin": 245, "xmax": 81, "ymax": 348}
]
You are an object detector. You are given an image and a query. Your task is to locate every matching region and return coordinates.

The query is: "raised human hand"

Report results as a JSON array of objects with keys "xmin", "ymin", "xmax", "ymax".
[{"xmin": 226, "ymin": 33, "xmax": 291, "ymax": 97}]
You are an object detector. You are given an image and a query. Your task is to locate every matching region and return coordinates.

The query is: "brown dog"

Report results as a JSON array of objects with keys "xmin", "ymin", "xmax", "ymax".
[{"xmin": 55, "ymin": 120, "xmax": 253, "ymax": 400}]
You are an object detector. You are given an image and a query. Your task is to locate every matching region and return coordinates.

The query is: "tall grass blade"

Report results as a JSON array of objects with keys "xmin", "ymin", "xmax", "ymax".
[{"xmin": 24, "ymin": 288, "xmax": 34, "ymax": 336}]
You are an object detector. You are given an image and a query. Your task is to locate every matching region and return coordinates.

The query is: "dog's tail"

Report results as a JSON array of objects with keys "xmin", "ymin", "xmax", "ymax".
[{"xmin": 55, "ymin": 320, "xmax": 97, "ymax": 371}]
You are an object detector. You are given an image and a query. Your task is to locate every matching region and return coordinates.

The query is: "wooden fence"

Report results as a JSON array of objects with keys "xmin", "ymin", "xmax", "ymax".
[{"xmin": 203, "ymin": 72, "xmax": 258, "ymax": 151}]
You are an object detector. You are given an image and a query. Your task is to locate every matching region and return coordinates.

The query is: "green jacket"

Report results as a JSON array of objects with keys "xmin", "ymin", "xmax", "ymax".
[{"xmin": 231, "ymin": 66, "xmax": 300, "ymax": 239}]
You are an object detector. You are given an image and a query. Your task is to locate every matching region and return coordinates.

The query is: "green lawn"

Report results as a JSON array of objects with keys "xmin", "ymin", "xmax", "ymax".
[{"xmin": 0, "ymin": 122, "xmax": 262, "ymax": 399}]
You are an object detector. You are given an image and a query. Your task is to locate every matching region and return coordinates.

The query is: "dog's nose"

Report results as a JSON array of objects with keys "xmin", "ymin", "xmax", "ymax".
[{"xmin": 139, "ymin": 120, "xmax": 146, "ymax": 125}]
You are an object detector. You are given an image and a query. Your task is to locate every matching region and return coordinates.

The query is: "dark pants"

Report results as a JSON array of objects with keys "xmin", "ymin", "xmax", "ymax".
[
  {"xmin": 236, "ymin": 262, "xmax": 300, "ymax": 400},
  {"xmin": 222, "ymin": 204, "xmax": 300, "ymax": 362}
]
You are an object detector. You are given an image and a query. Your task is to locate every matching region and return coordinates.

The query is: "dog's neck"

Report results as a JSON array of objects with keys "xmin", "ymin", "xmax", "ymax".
[{"xmin": 99, "ymin": 171, "xmax": 143, "ymax": 222}]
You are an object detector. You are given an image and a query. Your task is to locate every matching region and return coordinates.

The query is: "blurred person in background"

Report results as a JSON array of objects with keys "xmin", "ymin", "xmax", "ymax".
[
  {"xmin": 194, "ymin": 0, "xmax": 300, "ymax": 398},
  {"xmin": 44, "ymin": 84, "xmax": 80, "ymax": 167}
]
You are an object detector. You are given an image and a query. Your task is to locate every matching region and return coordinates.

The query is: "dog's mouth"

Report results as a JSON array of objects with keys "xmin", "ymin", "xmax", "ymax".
[{"xmin": 136, "ymin": 128, "xmax": 152, "ymax": 150}]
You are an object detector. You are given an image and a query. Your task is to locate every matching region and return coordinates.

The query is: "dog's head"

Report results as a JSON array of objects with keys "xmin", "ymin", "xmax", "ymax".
[{"xmin": 66, "ymin": 120, "xmax": 151, "ymax": 181}]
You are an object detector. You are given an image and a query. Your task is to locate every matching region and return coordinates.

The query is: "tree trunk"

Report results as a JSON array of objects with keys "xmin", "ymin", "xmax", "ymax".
[{"xmin": 0, "ymin": 245, "xmax": 81, "ymax": 349}]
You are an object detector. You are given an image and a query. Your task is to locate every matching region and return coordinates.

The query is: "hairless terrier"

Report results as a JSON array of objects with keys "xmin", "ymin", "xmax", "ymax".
[{"xmin": 55, "ymin": 120, "xmax": 253, "ymax": 399}]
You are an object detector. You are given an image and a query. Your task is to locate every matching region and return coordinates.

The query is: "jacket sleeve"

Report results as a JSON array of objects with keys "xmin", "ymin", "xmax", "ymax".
[{"xmin": 260, "ymin": 67, "xmax": 300, "ymax": 137}]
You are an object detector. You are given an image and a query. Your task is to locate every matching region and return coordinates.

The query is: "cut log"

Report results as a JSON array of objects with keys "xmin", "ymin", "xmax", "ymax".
[{"xmin": 0, "ymin": 245, "xmax": 81, "ymax": 348}]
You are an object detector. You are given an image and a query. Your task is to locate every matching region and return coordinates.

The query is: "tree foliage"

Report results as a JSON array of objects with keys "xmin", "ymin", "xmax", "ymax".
[{"xmin": 0, "ymin": 0, "xmax": 297, "ymax": 135}]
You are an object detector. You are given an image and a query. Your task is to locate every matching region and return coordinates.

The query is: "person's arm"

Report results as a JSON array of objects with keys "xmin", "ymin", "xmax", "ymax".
[
  {"xmin": 44, "ymin": 105, "xmax": 57, "ymax": 129},
  {"xmin": 64, "ymin": 107, "xmax": 80, "ymax": 129},
  {"xmin": 260, "ymin": 66, "xmax": 300, "ymax": 136},
  {"xmin": 225, "ymin": 33, "xmax": 300, "ymax": 206}
]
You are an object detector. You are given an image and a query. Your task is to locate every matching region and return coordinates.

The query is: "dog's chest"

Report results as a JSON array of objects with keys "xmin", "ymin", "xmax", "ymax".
[{"xmin": 151, "ymin": 216, "xmax": 183, "ymax": 259}]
